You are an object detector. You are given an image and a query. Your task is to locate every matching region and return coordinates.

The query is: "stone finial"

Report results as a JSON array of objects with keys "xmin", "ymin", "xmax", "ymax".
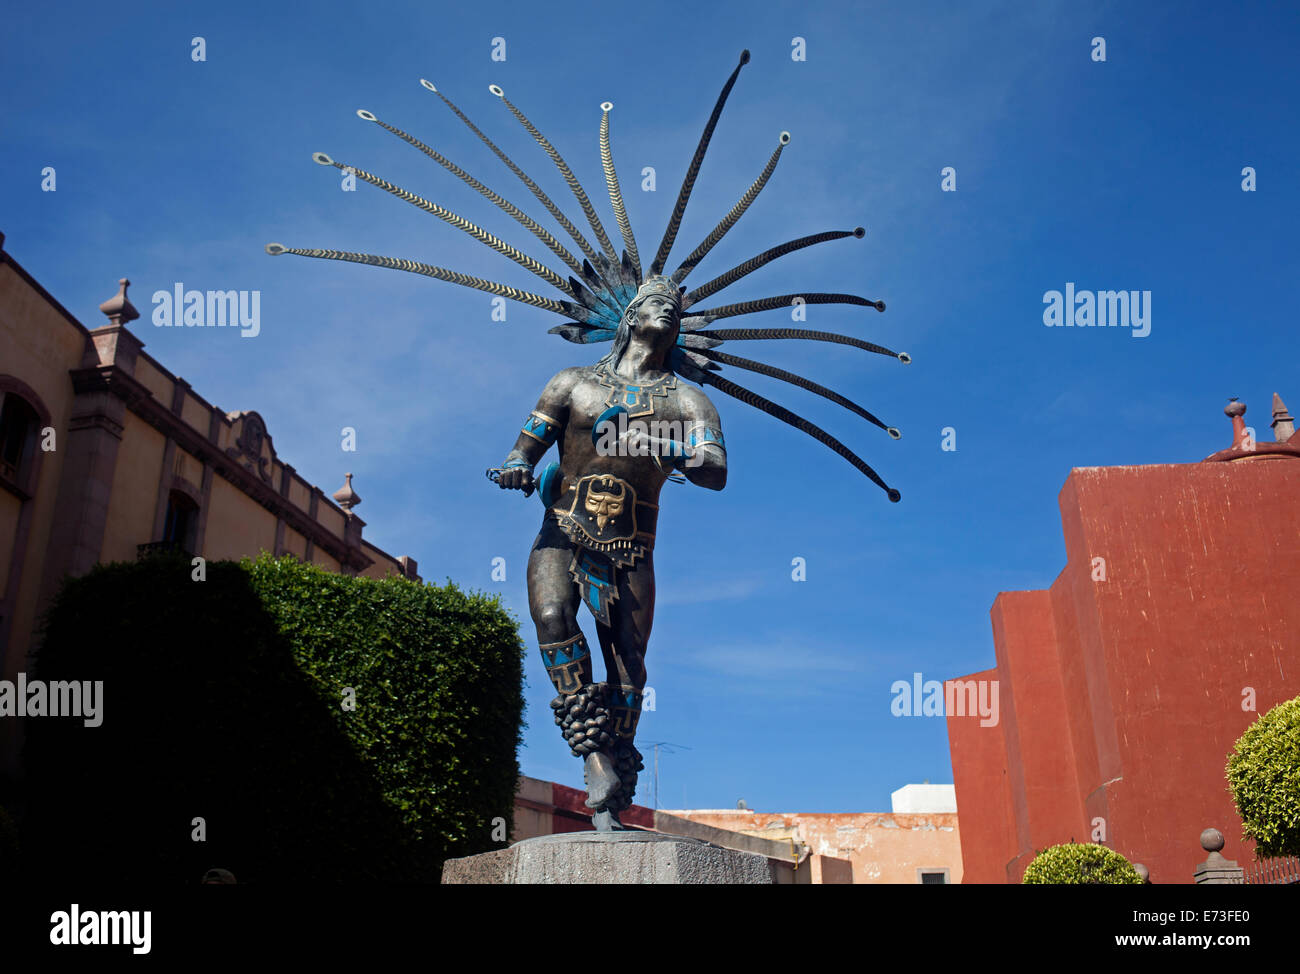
[
  {"xmin": 1133, "ymin": 863, "xmax": 1150, "ymax": 883},
  {"xmin": 98, "ymin": 278, "xmax": 140, "ymax": 326},
  {"xmin": 333, "ymin": 472, "xmax": 361, "ymax": 512},
  {"xmin": 1204, "ymin": 395, "xmax": 1300, "ymax": 462},
  {"xmin": 1224, "ymin": 398, "xmax": 1249, "ymax": 450},
  {"xmin": 1271, "ymin": 393, "xmax": 1295, "ymax": 442},
  {"xmin": 1193, "ymin": 827, "xmax": 1242, "ymax": 884}
]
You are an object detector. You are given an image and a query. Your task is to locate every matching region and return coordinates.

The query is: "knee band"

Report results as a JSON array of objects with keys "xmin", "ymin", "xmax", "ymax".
[{"xmin": 539, "ymin": 632, "xmax": 591, "ymax": 694}]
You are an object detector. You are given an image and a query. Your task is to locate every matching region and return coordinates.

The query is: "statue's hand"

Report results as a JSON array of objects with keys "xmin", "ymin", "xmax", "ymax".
[
  {"xmin": 497, "ymin": 465, "xmax": 535, "ymax": 493},
  {"xmin": 625, "ymin": 426, "xmax": 691, "ymax": 466},
  {"xmin": 620, "ymin": 425, "xmax": 650, "ymax": 456}
]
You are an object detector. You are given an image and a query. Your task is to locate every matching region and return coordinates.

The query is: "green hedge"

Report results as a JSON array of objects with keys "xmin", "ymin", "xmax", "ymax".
[
  {"xmin": 1227, "ymin": 695, "xmax": 1300, "ymax": 859},
  {"xmin": 21, "ymin": 552, "xmax": 525, "ymax": 882},
  {"xmin": 1022, "ymin": 843, "xmax": 1143, "ymax": 884}
]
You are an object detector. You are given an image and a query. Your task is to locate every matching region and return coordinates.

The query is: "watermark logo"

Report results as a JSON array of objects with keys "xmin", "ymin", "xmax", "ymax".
[
  {"xmin": 891, "ymin": 673, "xmax": 999, "ymax": 727},
  {"xmin": 593, "ymin": 413, "xmax": 708, "ymax": 468},
  {"xmin": 1043, "ymin": 283, "xmax": 1150, "ymax": 338},
  {"xmin": 50, "ymin": 905, "xmax": 150, "ymax": 954},
  {"xmin": 151, "ymin": 284, "xmax": 260, "ymax": 337},
  {"xmin": 0, "ymin": 673, "xmax": 102, "ymax": 727}
]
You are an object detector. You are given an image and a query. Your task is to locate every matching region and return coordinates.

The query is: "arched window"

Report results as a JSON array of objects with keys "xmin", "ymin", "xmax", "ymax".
[
  {"xmin": 0, "ymin": 392, "xmax": 40, "ymax": 490},
  {"xmin": 162, "ymin": 490, "xmax": 199, "ymax": 551}
]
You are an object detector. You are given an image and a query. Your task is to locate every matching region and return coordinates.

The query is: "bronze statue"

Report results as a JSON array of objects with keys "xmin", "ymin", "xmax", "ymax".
[
  {"xmin": 268, "ymin": 49, "xmax": 909, "ymax": 829},
  {"xmin": 494, "ymin": 274, "xmax": 725, "ymax": 828}
]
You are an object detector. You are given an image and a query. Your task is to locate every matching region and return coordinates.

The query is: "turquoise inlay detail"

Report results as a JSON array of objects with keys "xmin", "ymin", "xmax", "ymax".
[
  {"xmin": 584, "ymin": 283, "xmax": 638, "ymax": 332},
  {"xmin": 688, "ymin": 427, "xmax": 725, "ymax": 449},
  {"xmin": 592, "ymin": 406, "xmax": 628, "ymax": 448},
  {"xmin": 522, "ymin": 413, "xmax": 559, "ymax": 444},
  {"xmin": 540, "ymin": 634, "xmax": 590, "ymax": 668},
  {"xmin": 537, "ymin": 461, "xmax": 563, "ymax": 507},
  {"xmin": 576, "ymin": 552, "xmax": 615, "ymax": 620},
  {"xmin": 609, "ymin": 685, "xmax": 643, "ymax": 736}
]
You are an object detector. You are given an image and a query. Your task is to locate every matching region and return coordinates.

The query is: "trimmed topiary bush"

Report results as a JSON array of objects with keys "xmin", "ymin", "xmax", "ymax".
[
  {"xmin": 22, "ymin": 552, "xmax": 525, "ymax": 882},
  {"xmin": 1227, "ymin": 695, "xmax": 1300, "ymax": 859},
  {"xmin": 1022, "ymin": 843, "xmax": 1143, "ymax": 884}
]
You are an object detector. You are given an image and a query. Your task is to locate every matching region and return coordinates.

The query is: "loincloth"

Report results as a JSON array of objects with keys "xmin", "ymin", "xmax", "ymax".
[{"xmin": 548, "ymin": 473, "xmax": 657, "ymax": 626}]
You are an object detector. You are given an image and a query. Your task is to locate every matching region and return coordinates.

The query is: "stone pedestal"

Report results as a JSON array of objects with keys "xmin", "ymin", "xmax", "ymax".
[{"xmin": 441, "ymin": 831, "xmax": 773, "ymax": 884}]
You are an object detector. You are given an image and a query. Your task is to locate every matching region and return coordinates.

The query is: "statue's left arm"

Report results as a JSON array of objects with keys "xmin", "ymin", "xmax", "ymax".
[{"xmin": 672, "ymin": 386, "xmax": 727, "ymax": 491}]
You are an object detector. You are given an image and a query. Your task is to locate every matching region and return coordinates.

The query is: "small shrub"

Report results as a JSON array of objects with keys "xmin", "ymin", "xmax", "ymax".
[{"xmin": 1022, "ymin": 843, "xmax": 1142, "ymax": 884}]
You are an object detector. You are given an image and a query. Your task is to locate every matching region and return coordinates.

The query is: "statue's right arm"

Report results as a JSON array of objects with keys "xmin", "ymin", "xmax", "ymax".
[{"xmin": 495, "ymin": 368, "xmax": 582, "ymax": 492}]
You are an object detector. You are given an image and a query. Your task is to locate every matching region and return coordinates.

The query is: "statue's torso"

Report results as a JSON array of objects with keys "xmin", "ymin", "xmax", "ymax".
[{"xmin": 553, "ymin": 364, "xmax": 693, "ymax": 508}]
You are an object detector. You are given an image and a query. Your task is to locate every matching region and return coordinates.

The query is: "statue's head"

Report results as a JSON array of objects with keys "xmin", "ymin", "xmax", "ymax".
[{"xmin": 598, "ymin": 276, "xmax": 683, "ymax": 370}]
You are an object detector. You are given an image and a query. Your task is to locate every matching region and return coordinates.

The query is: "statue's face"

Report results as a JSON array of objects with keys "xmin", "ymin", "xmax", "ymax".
[{"xmin": 631, "ymin": 293, "xmax": 681, "ymax": 348}]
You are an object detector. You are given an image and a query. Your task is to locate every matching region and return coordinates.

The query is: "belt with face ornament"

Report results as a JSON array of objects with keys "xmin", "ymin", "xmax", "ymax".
[{"xmin": 550, "ymin": 473, "xmax": 658, "ymax": 564}]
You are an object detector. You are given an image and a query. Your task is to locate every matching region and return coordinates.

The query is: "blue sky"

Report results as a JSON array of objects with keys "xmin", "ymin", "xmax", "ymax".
[{"xmin": 4, "ymin": 1, "xmax": 1297, "ymax": 812}]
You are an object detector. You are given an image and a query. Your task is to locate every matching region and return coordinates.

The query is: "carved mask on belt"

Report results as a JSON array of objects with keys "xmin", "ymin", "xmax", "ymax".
[{"xmin": 585, "ymin": 476, "xmax": 626, "ymax": 530}]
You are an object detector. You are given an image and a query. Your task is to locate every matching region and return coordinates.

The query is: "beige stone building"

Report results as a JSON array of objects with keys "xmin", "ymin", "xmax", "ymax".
[
  {"xmin": 508, "ymin": 775, "xmax": 961, "ymax": 883},
  {"xmin": 663, "ymin": 783, "xmax": 963, "ymax": 884},
  {"xmin": 0, "ymin": 233, "xmax": 419, "ymax": 774}
]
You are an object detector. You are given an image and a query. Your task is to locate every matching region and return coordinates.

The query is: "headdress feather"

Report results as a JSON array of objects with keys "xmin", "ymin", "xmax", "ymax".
[{"xmin": 268, "ymin": 52, "xmax": 909, "ymax": 500}]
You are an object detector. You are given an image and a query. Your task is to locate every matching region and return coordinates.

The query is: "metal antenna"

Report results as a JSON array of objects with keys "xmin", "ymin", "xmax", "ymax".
[{"xmin": 636, "ymin": 741, "xmax": 691, "ymax": 810}]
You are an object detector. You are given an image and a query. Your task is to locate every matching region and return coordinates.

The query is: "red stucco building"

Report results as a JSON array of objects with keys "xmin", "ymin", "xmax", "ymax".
[{"xmin": 947, "ymin": 395, "xmax": 1300, "ymax": 883}]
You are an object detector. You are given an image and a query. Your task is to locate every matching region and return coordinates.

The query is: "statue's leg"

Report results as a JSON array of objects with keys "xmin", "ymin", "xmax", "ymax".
[
  {"xmin": 527, "ymin": 521, "xmax": 622, "ymax": 815},
  {"xmin": 608, "ymin": 549, "xmax": 654, "ymax": 690},
  {"xmin": 527, "ymin": 519, "xmax": 589, "ymax": 694},
  {"xmin": 588, "ymin": 552, "xmax": 654, "ymax": 830}
]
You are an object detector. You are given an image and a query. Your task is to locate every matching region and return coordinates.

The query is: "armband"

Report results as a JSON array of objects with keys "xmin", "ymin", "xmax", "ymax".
[
  {"xmin": 685, "ymin": 423, "xmax": 725, "ymax": 453},
  {"xmin": 520, "ymin": 409, "xmax": 561, "ymax": 446}
]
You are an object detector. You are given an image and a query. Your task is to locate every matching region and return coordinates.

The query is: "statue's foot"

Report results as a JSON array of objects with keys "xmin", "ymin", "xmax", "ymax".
[
  {"xmin": 583, "ymin": 750, "xmax": 622, "ymax": 810},
  {"xmin": 591, "ymin": 809, "xmax": 625, "ymax": 832}
]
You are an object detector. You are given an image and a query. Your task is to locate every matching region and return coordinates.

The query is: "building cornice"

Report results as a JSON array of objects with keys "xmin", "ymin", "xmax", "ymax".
[{"xmin": 68, "ymin": 363, "xmax": 372, "ymax": 572}]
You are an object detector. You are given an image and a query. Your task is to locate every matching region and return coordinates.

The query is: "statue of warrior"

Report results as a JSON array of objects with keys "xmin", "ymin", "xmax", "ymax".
[
  {"xmin": 268, "ymin": 49, "xmax": 910, "ymax": 830},
  {"xmin": 493, "ymin": 274, "xmax": 725, "ymax": 828}
]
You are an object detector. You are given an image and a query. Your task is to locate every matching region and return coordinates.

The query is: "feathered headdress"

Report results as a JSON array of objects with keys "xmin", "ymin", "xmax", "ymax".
[{"xmin": 266, "ymin": 50, "xmax": 909, "ymax": 501}]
